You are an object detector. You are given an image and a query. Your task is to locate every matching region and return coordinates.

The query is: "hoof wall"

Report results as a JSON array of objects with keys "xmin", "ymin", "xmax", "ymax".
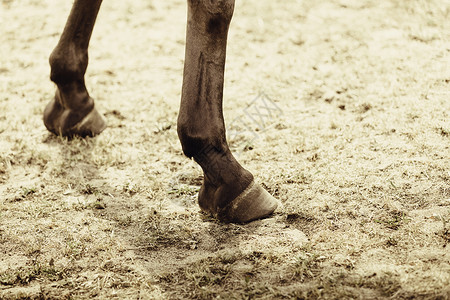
[
  {"xmin": 221, "ymin": 181, "xmax": 279, "ymax": 223},
  {"xmin": 70, "ymin": 107, "xmax": 106, "ymax": 137}
]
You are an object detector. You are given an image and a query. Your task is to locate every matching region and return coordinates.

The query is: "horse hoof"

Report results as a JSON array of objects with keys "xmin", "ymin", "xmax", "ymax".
[
  {"xmin": 219, "ymin": 181, "xmax": 279, "ymax": 223},
  {"xmin": 70, "ymin": 107, "xmax": 107, "ymax": 137},
  {"xmin": 44, "ymin": 99, "xmax": 106, "ymax": 138}
]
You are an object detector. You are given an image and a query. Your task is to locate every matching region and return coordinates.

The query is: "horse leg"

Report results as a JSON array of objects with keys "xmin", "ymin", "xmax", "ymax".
[
  {"xmin": 178, "ymin": 0, "xmax": 279, "ymax": 223},
  {"xmin": 44, "ymin": 0, "xmax": 106, "ymax": 137}
]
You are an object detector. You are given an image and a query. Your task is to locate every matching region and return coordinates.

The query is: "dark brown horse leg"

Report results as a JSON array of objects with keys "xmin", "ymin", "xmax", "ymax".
[
  {"xmin": 178, "ymin": 0, "xmax": 279, "ymax": 223},
  {"xmin": 44, "ymin": 0, "xmax": 106, "ymax": 137}
]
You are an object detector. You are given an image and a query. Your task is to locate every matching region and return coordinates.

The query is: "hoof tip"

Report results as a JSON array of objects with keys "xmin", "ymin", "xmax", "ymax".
[
  {"xmin": 222, "ymin": 181, "xmax": 280, "ymax": 223},
  {"xmin": 72, "ymin": 108, "xmax": 106, "ymax": 137}
]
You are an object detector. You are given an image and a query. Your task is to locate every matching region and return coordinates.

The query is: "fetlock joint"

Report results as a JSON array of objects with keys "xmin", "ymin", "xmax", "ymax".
[{"xmin": 49, "ymin": 45, "xmax": 88, "ymax": 84}]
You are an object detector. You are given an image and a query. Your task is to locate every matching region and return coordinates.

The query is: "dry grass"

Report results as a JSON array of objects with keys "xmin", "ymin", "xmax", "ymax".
[{"xmin": 1, "ymin": 0, "xmax": 449, "ymax": 299}]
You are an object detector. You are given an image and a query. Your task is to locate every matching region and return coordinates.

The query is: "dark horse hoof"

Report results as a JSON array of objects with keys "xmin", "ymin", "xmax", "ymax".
[
  {"xmin": 204, "ymin": 180, "xmax": 280, "ymax": 223},
  {"xmin": 43, "ymin": 98, "xmax": 106, "ymax": 138}
]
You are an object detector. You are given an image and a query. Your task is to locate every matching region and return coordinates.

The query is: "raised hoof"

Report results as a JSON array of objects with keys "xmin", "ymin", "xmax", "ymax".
[
  {"xmin": 44, "ymin": 99, "xmax": 106, "ymax": 138},
  {"xmin": 215, "ymin": 181, "xmax": 279, "ymax": 223}
]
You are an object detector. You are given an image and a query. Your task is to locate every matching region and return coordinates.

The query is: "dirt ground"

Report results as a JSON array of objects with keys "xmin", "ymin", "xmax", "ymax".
[{"xmin": 1, "ymin": 0, "xmax": 449, "ymax": 299}]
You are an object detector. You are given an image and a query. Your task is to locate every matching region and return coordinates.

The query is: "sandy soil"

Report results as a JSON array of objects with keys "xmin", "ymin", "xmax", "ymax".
[{"xmin": 1, "ymin": 0, "xmax": 449, "ymax": 299}]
